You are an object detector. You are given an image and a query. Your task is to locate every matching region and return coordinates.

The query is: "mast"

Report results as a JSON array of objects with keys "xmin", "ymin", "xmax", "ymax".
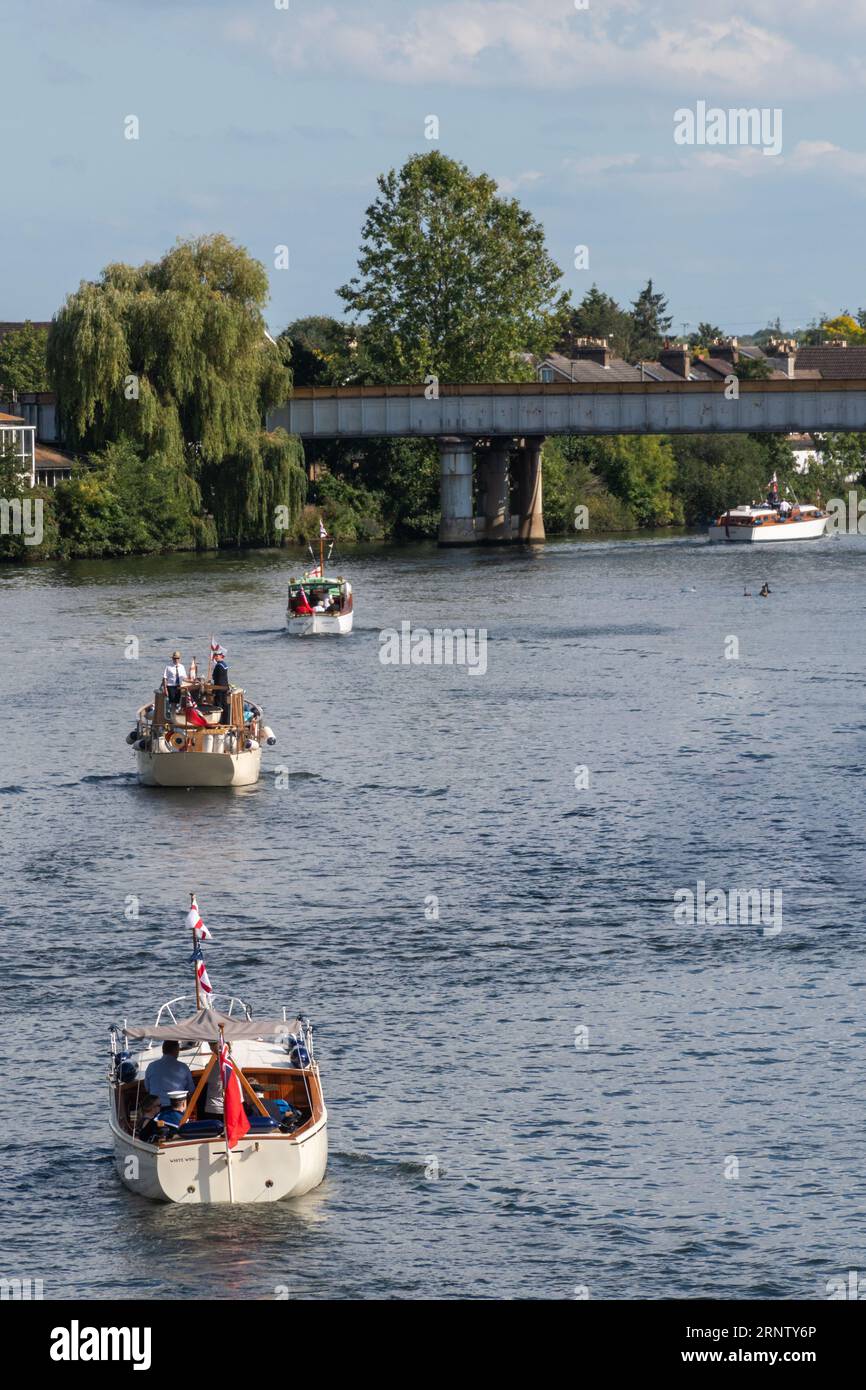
[
  {"xmin": 191, "ymin": 891, "xmax": 201, "ymax": 1009},
  {"xmin": 319, "ymin": 523, "xmax": 325, "ymax": 578}
]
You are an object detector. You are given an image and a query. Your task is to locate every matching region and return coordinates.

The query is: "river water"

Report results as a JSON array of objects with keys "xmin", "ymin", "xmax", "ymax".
[{"xmin": 1, "ymin": 531, "xmax": 864, "ymax": 1301}]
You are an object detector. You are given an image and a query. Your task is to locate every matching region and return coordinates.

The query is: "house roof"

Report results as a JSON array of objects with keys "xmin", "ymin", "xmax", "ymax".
[
  {"xmin": 540, "ymin": 351, "xmax": 643, "ymax": 383},
  {"xmin": 35, "ymin": 444, "xmax": 76, "ymax": 468},
  {"xmin": 795, "ymin": 345, "xmax": 866, "ymax": 377}
]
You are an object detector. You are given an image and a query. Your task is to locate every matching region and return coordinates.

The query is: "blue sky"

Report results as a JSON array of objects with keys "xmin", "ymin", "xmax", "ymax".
[{"xmin": 3, "ymin": 0, "xmax": 866, "ymax": 338}]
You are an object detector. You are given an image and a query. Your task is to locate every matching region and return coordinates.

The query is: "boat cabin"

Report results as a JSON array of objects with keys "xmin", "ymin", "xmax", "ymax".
[
  {"xmin": 288, "ymin": 575, "xmax": 352, "ymax": 616},
  {"xmin": 110, "ymin": 1002, "xmax": 324, "ymax": 1148}
]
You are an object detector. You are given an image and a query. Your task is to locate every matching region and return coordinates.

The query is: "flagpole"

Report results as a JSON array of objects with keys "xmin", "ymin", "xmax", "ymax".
[
  {"xmin": 219, "ymin": 1024, "xmax": 235, "ymax": 1204},
  {"xmin": 320, "ymin": 522, "xmax": 324, "ymax": 578},
  {"xmin": 191, "ymin": 892, "xmax": 201, "ymax": 1009}
]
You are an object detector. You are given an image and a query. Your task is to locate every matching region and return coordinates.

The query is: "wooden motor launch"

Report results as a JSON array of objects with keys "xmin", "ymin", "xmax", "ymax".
[
  {"xmin": 128, "ymin": 640, "xmax": 276, "ymax": 787},
  {"xmin": 108, "ymin": 897, "xmax": 328, "ymax": 1205},
  {"xmin": 286, "ymin": 518, "xmax": 354, "ymax": 636}
]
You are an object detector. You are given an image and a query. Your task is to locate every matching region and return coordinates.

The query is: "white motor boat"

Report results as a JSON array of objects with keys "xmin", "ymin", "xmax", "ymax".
[
  {"xmin": 708, "ymin": 503, "xmax": 828, "ymax": 543},
  {"xmin": 128, "ymin": 655, "xmax": 275, "ymax": 787},
  {"xmin": 108, "ymin": 900, "xmax": 326, "ymax": 1205},
  {"xmin": 286, "ymin": 520, "xmax": 354, "ymax": 635}
]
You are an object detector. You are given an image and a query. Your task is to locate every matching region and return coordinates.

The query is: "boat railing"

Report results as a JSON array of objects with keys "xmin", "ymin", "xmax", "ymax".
[{"xmin": 154, "ymin": 993, "xmax": 252, "ymax": 1027}]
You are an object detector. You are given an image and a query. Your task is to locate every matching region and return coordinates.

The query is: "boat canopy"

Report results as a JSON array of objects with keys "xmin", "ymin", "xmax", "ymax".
[
  {"xmin": 125, "ymin": 1005, "xmax": 298, "ymax": 1042},
  {"xmin": 289, "ymin": 576, "xmax": 345, "ymax": 589}
]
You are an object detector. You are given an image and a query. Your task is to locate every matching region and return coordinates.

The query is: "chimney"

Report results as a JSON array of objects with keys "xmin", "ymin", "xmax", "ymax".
[
  {"xmin": 570, "ymin": 336, "xmax": 611, "ymax": 368},
  {"xmin": 709, "ymin": 337, "xmax": 739, "ymax": 366},
  {"xmin": 658, "ymin": 343, "xmax": 691, "ymax": 378},
  {"xmin": 770, "ymin": 338, "xmax": 798, "ymax": 378}
]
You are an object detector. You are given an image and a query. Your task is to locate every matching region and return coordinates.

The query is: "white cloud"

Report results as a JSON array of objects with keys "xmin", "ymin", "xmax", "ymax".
[
  {"xmin": 225, "ymin": 1, "xmax": 856, "ymax": 96},
  {"xmin": 495, "ymin": 170, "xmax": 544, "ymax": 194},
  {"xmin": 564, "ymin": 153, "xmax": 640, "ymax": 177}
]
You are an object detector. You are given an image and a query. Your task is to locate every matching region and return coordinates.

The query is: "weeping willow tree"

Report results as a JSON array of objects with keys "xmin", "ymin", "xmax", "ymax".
[{"xmin": 47, "ymin": 234, "xmax": 305, "ymax": 547}]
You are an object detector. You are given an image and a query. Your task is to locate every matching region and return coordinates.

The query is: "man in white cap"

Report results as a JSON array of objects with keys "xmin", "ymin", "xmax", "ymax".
[{"xmin": 211, "ymin": 644, "xmax": 230, "ymax": 724}]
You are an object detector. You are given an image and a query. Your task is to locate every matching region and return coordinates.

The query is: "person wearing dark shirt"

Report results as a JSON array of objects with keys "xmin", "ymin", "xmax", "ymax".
[{"xmin": 211, "ymin": 645, "xmax": 230, "ymax": 724}]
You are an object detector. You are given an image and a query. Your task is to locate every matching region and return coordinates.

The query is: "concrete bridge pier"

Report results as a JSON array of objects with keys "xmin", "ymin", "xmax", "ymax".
[
  {"xmin": 515, "ymin": 436, "xmax": 545, "ymax": 543},
  {"xmin": 438, "ymin": 435, "xmax": 476, "ymax": 546},
  {"xmin": 477, "ymin": 442, "xmax": 511, "ymax": 543}
]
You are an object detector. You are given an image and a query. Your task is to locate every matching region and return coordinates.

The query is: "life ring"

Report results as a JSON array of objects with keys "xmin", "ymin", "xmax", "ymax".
[{"xmin": 169, "ymin": 731, "xmax": 186, "ymax": 751}]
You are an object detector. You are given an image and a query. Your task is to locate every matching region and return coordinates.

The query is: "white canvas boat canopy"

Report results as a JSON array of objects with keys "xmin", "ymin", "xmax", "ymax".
[{"xmin": 125, "ymin": 1006, "xmax": 298, "ymax": 1042}]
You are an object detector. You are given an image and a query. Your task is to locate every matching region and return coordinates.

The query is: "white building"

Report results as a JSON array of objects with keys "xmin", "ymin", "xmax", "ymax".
[{"xmin": 0, "ymin": 411, "xmax": 36, "ymax": 486}]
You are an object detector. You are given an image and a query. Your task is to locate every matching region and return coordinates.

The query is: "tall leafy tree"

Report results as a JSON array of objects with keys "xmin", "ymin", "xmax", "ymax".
[
  {"xmin": 687, "ymin": 322, "xmax": 724, "ymax": 352},
  {"xmin": 629, "ymin": 279, "xmax": 673, "ymax": 361},
  {"xmin": 47, "ymin": 234, "xmax": 305, "ymax": 546},
  {"xmin": 278, "ymin": 316, "xmax": 359, "ymax": 387},
  {"xmin": 555, "ymin": 284, "xmax": 633, "ymax": 359},
  {"xmin": 0, "ymin": 321, "xmax": 50, "ymax": 392},
  {"xmin": 338, "ymin": 151, "xmax": 569, "ymax": 382}
]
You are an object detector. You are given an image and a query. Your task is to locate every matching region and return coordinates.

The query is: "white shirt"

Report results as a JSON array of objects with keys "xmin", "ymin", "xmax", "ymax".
[{"xmin": 163, "ymin": 662, "xmax": 187, "ymax": 686}]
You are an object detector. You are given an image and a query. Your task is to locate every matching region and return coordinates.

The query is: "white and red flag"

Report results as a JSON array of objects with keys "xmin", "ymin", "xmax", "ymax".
[
  {"xmin": 319, "ymin": 518, "xmax": 328, "ymax": 538},
  {"xmin": 192, "ymin": 945, "xmax": 214, "ymax": 1005},
  {"xmin": 186, "ymin": 896, "xmax": 212, "ymax": 941},
  {"xmin": 220, "ymin": 1041, "xmax": 251, "ymax": 1149}
]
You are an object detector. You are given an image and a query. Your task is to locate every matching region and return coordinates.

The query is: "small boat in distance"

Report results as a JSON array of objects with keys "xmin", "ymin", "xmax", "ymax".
[
  {"xmin": 708, "ymin": 503, "xmax": 828, "ymax": 543},
  {"xmin": 128, "ymin": 642, "xmax": 275, "ymax": 787},
  {"xmin": 287, "ymin": 519, "xmax": 353, "ymax": 636},
  {"xmin": 108, "ymin": 897, "xmax": 327, "ymax": 1205}
]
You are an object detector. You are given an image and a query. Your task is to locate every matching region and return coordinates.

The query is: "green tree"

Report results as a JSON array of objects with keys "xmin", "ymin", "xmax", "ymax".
[
  {"xmin": 687, "ymin": 322, "xmax": 724, "ymax": 352},
  {"xmin": 279, "ymin": 316, "xmax": 359, "ymax": 387},
  {"xmin": 47, "ymin": 234, "xmax": 305, "ymax": 547},
  {"xmin": 670, "ymin": 434, "xmax": 793, "ymax": 523},
  {"xmin": 338, "ymin": 151, "xmax": 569, "ymax": 382},
  {"xmin": 555, "ymin": 284, "xmax": 633, "ymax": 359},
  {"xmin": 0, "ymin": 321, "xmax": 50, "ymax": 392},
  {"xmin": 629, "ymin": 279, "xmax": 673, "ymax": 361},
  {"xmin": 0, "ymin": 442, "xmax": 59, "ymax": 560},
  {"xmin": 735, "ymin": 355, "xmax": 773, "ymax": 380}
]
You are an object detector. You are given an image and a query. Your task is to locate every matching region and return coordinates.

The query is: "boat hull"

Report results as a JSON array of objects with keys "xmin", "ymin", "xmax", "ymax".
[
  {"xmin": 286, "ymin": 611, "xmax": 353, "ymax": 636},
  {"xmin": 111, "ymin": 1112, "xmax": 327, "ymax": 1204},
  {"xmin": 136, "ymin": 748, "xmax": 261, "ymax": 787},
  {"xmin": 707, "ymin": 517, "xmax": 828, "ymax": 543}
]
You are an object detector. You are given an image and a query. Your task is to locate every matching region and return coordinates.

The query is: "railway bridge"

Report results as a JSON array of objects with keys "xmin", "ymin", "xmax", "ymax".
[{"xmin": 268, "ymin": 378, "xmax": 866, "ymax": 545}]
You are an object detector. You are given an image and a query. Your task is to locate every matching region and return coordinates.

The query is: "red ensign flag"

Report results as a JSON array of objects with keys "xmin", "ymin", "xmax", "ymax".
[{"xmin": 220, "ymin": 1042, "xmax": 251, "ymax": 1149}]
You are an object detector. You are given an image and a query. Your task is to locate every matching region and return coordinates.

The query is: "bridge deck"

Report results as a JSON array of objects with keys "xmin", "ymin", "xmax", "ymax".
[{"xmin": 269, "ymin": 378, "xmax": 866, "ymax": 439}]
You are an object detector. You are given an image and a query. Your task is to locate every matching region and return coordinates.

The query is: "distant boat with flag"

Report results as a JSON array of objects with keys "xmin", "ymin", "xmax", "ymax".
[
  {"xmin": 708, "ymin": 473, "xmax": 828, "ymax": 543},
  {"xmin": 127, "ymin": 640, "xmax": 276, "ymax": 787},
  {"xmin": 287, "ymin": 519, "xmax": 353, "ymax": 635},
  {"xmin": 108, "ymin": 896, "xmax": 328, "ymax": 1204}
]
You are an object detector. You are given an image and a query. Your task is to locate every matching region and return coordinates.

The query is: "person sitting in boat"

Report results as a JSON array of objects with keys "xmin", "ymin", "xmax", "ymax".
[
  {"xmin": 163, "ymin": 650, "xmax": 186, "ymax": 709},
  {"xmin": 202, "ymin": 1042, "xmax": 224, "ymax": 1122},
  {"xmin": 139, "ymin": 1091, "xmax": 188, "ymax": 1143},
  {"xmin": 144, "ymin": 1040, "xmax": 195, "ymax": 1108},
  {"xmin": 211, "ymin": 645, "xmax": 230, "ymax": 724}
]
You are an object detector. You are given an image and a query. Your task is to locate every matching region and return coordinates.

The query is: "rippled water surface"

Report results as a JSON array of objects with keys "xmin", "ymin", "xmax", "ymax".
[{"xmin": 1, "ymin": 532, "xmax": 865, "ymax": 1300}]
